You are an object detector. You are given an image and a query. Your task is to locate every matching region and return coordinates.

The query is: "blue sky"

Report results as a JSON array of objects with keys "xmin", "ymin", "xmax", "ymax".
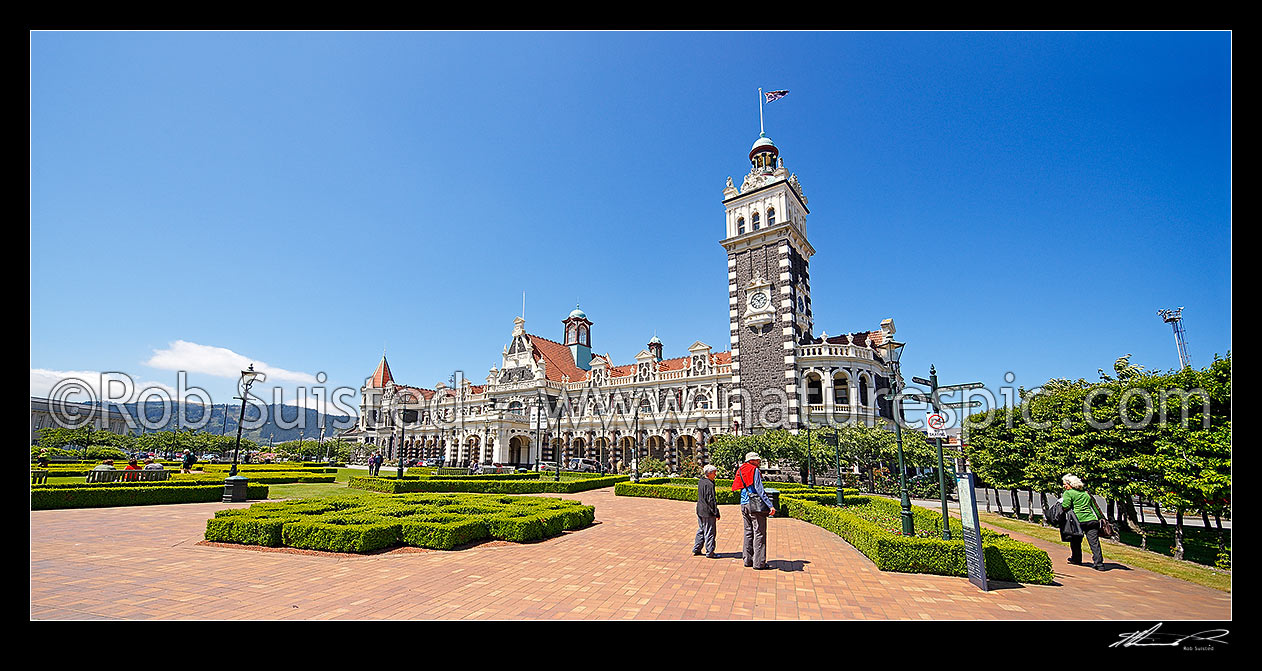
[{"xmin": 30, "ymin": 31, "xmax": 1231, "ymax": 418}]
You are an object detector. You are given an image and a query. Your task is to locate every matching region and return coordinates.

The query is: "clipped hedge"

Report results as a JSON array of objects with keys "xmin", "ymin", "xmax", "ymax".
[
  {"xmin": 200, "ymin": 464, "xmax": 338, "ymax": 474},
  {"xmin": 32, "ymin": 484, "xmax": 270, "ymax": 510},
  {"xmin": 612, "ymin": 480, "xmax": 1053, "ymax": 585},
  {"xmin": 349, "ymin": 474, "xmax": 628, "ymax": 495},
  {"xmin": 34, "ymin": 471, "xmax": 335, "ymax": 486},
  {"xmin": 205, "ymin": 492, "xmax": 596, "ymax": 552},
  {"xmin": 779, "ymin": 496, "xmax": 1053, "ymax": 585},
  {"xmin": 615, "ymin": 481, "xmax": 859, "ymax": 509}
]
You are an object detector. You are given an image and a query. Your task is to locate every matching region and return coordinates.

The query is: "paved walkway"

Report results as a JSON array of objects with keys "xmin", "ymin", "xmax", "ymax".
[{"xmin": 29, "ymin": 488, "xmax": 1230, "ymax": 620}]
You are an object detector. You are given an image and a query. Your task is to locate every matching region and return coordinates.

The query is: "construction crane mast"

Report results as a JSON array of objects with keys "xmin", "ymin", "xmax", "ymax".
[{"xmin": 1157, "ymin": 307, "xmax": 1192, "ymax": 370}]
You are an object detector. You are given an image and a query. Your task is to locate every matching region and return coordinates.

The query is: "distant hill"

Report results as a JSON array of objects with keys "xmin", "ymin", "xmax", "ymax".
[{"xmin": 118, "ymin": 401, "xmax": 355, "ymax": 444}]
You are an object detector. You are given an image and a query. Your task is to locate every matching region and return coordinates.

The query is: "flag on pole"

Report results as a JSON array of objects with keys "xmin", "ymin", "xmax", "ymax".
[{"xmin": 764, "ymin": 89, "xmax": 789, "ymax": 103}]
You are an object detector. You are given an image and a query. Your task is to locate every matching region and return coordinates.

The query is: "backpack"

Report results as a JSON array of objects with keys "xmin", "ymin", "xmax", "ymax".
[{"xmin": 1044, "ymin": 500, "xmax": 1064, "ymax": 527}]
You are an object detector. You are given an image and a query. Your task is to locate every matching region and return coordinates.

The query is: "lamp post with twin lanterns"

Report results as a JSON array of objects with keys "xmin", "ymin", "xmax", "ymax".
[
  {"xmin": 224, "ymin": 364, "xmax": 263, "ymax": 502},
  {"xmin": 395, "ymin": 395, "xmax": 407, "ymax": 479},
  {"xmin": 880, "ymin": 340, "xmax": 915, "ymax": 536}
]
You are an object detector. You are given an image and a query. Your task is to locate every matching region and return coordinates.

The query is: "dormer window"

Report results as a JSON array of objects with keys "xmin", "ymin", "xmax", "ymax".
[
  {"xmin": 767, "ymin": 207, "xmax": 775, "ymax": 226},
  {"xmin": 752, "ymin": 212, "xmax": 760, "ymax": 230}
]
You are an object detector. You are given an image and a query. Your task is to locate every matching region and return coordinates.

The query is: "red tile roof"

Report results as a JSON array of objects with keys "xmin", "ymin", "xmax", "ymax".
[
  {"xmin": 369, "ymin": 356, "xmax": 394, "ymax": 388},
  {"xmin": 656, "ymin": 356, "xmax": 689, "ymax": 372},
  {"xmin": 526, "ymin": 333, "xmax": 591, "ymax": 383},
  {"xmin": 821, "ymin": 331, "xmax": 884, "ymax": 348},
  {"xmin": 395, "ymin": 385, "xmax": 435, "ymax": 402}
]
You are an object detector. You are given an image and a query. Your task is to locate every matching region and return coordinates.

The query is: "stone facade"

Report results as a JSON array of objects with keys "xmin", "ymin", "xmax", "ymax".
[{"xmin": 342, "ymin": 133, "xmax": 902, "ymax": 469}]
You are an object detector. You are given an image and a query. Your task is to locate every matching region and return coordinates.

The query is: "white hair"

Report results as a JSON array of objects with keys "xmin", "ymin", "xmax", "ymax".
[
  {"xmin": 702, "ymin": 464, "xmax": 717, "ymax": 476},
  {"xmin": 1062, "ymin": 474, "xmax": 1084, "ymax": 490}
]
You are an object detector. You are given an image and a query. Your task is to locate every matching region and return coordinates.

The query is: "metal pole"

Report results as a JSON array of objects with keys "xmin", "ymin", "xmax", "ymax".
[
  {"xmin": 633, "ymin": 405, "xmax": 641, "ymax": 481},
  {"xmin": 807, "ymin": 425, "xmax": 815, "ymax": 487},
  {"xmin": 230, "ymin": 382, "xmax": 249, "ymax": 477},
  {"xmin": 834, "ymin": 426, "xmax": 844, "ymax": 506},
  {"xmin": 396, "ymin": 404, "xmax": 404, "ymax": 479},
  {"xmin": 929, "ymin": 365, "xmax": 951, "ymax": 540},
  {"xmin": 889, "ymin": 361, "xmax": 914, "ymax": 536}
]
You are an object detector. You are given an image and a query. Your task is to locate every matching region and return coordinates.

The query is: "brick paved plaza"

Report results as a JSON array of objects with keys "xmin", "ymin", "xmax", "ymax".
[{"xmin": 30, "ymin": 489, "xmax": 1230, "ymax": 620}]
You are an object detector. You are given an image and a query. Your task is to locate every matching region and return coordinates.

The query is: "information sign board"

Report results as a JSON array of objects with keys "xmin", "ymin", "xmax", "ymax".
[{"xmin": 957, "ymin": 472, "xmax": 989, "ymax": 591}]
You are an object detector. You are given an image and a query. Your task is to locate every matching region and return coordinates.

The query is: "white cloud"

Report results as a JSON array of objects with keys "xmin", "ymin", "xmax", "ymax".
[
  {"xmin": 30, "ymin": 368, "xmax": 179, "ymax": 403},
  {"xmin": 144, "ymin": 340, "xmax": 316, "ymax": 384}
]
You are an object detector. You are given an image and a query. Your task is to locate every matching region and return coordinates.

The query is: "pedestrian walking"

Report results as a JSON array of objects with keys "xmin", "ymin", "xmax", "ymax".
[
  {"xmin": 1061, "ymin": 474, "xmax": 1107, "ymax": 570},
  {"xmin": 180, "ymin": 449, "xmax": 195, "ymax": 474},
  {"xmin": 692, "ymin": 464, "xmax": 721, "ymax": 558},
  {"xmin": 732, "ymin": 452, "xmax": 776, "ymax": 570}
]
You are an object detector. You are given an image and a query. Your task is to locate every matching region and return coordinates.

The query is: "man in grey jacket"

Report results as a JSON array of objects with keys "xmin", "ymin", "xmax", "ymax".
[{"xmin": 692, "ymin": 464, "xmax": 721, "ymax": 558}]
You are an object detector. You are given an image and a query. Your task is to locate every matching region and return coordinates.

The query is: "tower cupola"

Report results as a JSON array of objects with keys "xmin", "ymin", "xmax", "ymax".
[
  {"xmin": 647, "ymin": 334, "xmax": 663, "ymax": 362},
  {"xmin": 562, "ymin": 303, "xmax": 593, "ymax": 370},
  {"xmin": 749, "ymin": 133, "xmax": 780, "ymax": 172}
]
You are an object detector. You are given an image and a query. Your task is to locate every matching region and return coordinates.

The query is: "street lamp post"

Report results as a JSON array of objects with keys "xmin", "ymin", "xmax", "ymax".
[
  {"xmin": 632, "ymin": 403, "xmax": 641, "ymax": 482},
  {"xmin": 395, "ymin": 397, "xmax": 406, "ymax": 479},
  {"xmin": 882, "ymin": 341, "xmax": 914, "ymax": 536},
  {"xmin": 806, "ymin": 423, "xmax": 815, "ymax": 487},
  {"xmin": 225, "ymin": 364, "xmax": 263, "ymax": 502},
  {"xmin": 833, "ymin": 426, "xmax": 845, "ymax": 506}
]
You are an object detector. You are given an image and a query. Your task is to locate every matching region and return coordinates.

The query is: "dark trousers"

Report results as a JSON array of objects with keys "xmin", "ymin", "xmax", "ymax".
[
  {"xmin": 741, "ymin": 504, "xmax": 768, "ymax": 568},
  {"xmin": 1070, "ymin": 520, "xmax": 1104, "ymax": 566},
  {"xmin": 693, "ymin": 515, "xmax": 717, "ymax": 554}
]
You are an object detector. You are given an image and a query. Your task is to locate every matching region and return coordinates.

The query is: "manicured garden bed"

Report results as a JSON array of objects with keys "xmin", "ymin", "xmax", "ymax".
[
  {"xmin": 615, "ymin": 479, "xmax": 859, "ymax": 510},
  {"xmin": 204, "ymin": 492, "xmax": 595, "ymax": 552},
  {"xmin": 614, "ymin": 479, "xmax": 1053, "ymax": 585},
  {"xmin": 31, "ymin": 483, "xmax": 270, "ymax": 510},
  {"xmin": 781, "ymin": 495, "xmax": 1053, "ymax": 584},
  {"xmin": 349, "ymin": 474, "xmax": 628, "ymax": 494}
]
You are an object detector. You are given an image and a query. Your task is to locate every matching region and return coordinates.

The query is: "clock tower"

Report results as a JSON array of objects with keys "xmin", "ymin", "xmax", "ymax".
[{"xmin": 720, "ymin": 133, "xmax": 815, "ymax": 432}]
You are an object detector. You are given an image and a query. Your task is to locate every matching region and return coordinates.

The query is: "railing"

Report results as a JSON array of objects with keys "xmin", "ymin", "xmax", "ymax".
[{"xmin": 796, "ymin": 344, "xmax": 875, "ymax": 360}]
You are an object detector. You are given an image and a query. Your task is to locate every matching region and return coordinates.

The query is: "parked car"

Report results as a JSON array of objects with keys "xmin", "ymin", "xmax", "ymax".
[
  {"xmin": 536, "ymin": 461, "xmax": 558, "ymax": 472},
  {"xmin": 568, "ymin": 458, "xmax": 601, "ymax": 473}
]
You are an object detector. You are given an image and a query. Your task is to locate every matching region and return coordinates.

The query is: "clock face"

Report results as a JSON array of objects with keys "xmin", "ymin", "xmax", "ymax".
[{"xmin": 750, "ymin": 291, "xmax": 769, "ymax": 310}]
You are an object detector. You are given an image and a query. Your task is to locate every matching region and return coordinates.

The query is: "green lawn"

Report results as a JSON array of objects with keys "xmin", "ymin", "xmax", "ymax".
[
  {"xmin": 983, "ymin": 510, "xmax": 1230, "ymax": 568},
  {"xmin": 977, "ymin": 512, "xmax": 1231, "ymax": 593}
]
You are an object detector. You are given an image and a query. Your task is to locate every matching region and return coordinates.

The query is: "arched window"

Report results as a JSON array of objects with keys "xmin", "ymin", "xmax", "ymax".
[
  {"xmin": 578, "ymin": 325, "xmax": 588, "ymax": 345},
  {"xmin": 695, "ymin": 392, "xmax": 710, "ymax": 410},
  {"xmin": 737, "ymin": 217, "xmax": 745, "ymax": 235},
  {"xmin": 752, "ymin": 212, "xmax": 760, "ymax": 230},
  {"xmin": 833, "ymin": 373, "xmax": 850, "ymax": 405},
  {"xmin": 567, "ymin": 323, "xmax": 577, "ymax": 343},
  {"xmin": 859, "ymin": 376, "xmax": 870, "ymax": 406},
  {"xmin": 806, "ymin": 374, "xmax": 823, "ymax": 405},
  {"xmin": 508, "ymin": 400, "xmax": 523, "ymax": 412},
  {"xmin": 767, "ymin": 207, "xmax": 776, "ymax": 226}
]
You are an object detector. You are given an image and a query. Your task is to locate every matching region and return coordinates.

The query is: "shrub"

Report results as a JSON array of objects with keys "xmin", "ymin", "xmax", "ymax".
[
  {"xmin": 32, "ymin": 484, "xmax": 270, "ymax": 510},
  {"xmin": 348, "ymin": 474, "xmax": 627, "ymax": 495},
  {"xmin": 612, "ymin": 479, "xmax": 1052, "ymax": 585},
  {"xmin": 637, "ymin": 457, "xmax": 670, "ymax": 474},
  {"xmin": 616, "ymin": 481, "xmax": 858, "ymax": 509},
  {"xmin": 778, "ymin": 496, "xmax": 1053, "ymax": 585},
  {"xmin": 203, "ymin": 492, "xmax": 595, "ymax": 553}
]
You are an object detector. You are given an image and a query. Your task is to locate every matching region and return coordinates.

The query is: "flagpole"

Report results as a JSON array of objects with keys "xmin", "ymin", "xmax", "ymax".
[{"xmin": 758, "ymin": 88, "xmax": 764, "ymax": 135}]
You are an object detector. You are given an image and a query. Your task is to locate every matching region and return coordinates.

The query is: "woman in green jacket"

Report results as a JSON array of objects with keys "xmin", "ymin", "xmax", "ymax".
[{"xmin": 1061, "ymin": 474, "xmax": 1104, "ymax": 570}]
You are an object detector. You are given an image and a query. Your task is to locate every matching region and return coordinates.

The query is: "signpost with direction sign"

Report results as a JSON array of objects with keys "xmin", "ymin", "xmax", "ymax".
[
  {"xmin": 909, "ymin": 366, "xmax": 986, "ymax": 541},
  {"xmin": 957, "ymin": 471, "xmax": 989, "ymax": 591}
]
